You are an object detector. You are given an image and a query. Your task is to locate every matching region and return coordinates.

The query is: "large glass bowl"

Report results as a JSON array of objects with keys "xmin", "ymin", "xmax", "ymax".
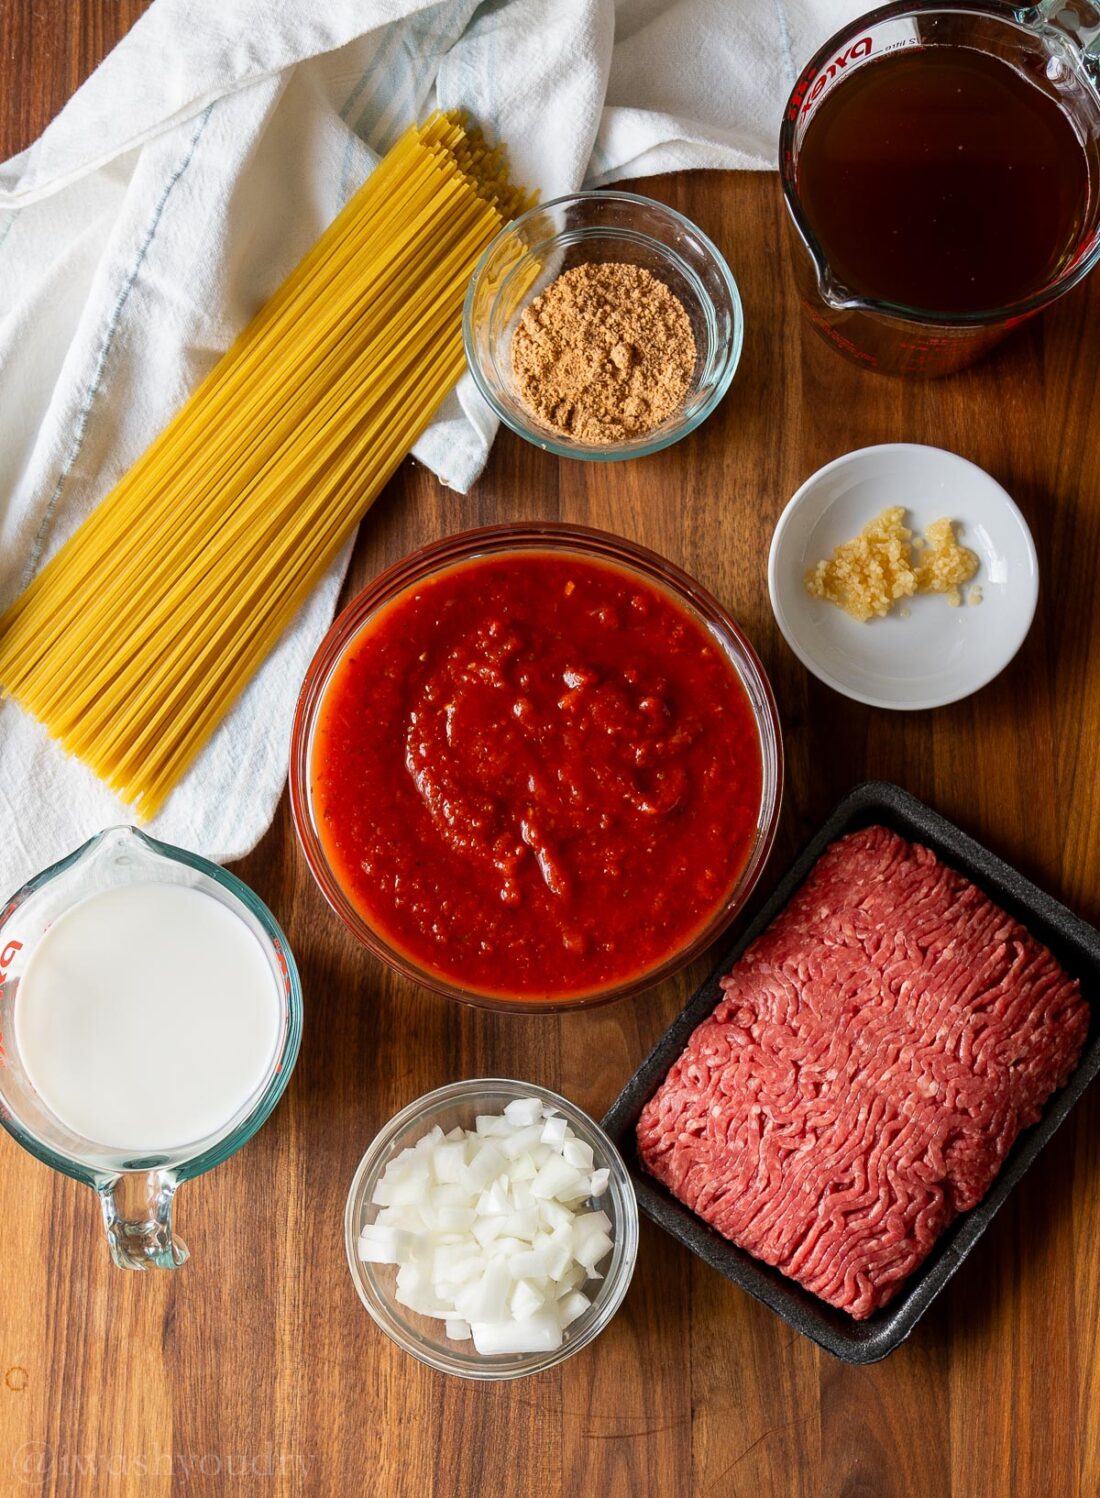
[
  {"xmin": 464, "ymin": 192, "xmax": 743, "ymax": 459},
  {"xmin": 289, "ymin": 522, "xmax": 783, "ymax": 1011},
  {"xmin": 343, "ymin": 1079, "xmax": 639, "ymax": 1381}
]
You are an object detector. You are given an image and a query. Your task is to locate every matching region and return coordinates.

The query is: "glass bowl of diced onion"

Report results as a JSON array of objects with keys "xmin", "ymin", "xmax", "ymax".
[{"xmin": 344, "ymin": 1079, "xmax": 639, "ymax": 1380}]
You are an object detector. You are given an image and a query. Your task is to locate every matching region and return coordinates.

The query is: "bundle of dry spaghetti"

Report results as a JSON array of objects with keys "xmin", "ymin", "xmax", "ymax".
[{"xmin": 0, "ymin": 113, "xmax": 533, "ymax": 820}]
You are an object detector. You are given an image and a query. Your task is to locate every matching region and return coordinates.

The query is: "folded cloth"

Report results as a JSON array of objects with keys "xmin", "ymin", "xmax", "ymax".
[{"xmin": 0, "ymin": 0, "xmax": 857, "ymax": 893}]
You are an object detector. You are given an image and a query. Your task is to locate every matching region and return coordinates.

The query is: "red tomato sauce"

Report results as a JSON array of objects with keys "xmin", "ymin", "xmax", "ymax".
[{"xmin": 310, "ymin": 552, "xmax": 763, "ymax": 999}]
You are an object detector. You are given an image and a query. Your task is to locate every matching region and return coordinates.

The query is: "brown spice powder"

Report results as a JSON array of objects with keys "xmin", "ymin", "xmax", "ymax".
[{"xmin": 510, "ymin": 262, "xmax": 696, "ymax": 443}]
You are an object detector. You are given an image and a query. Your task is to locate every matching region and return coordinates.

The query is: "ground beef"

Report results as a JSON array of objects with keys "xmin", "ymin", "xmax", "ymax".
[{"xmin": 636, "ymin": 826, "xmax": 1089, "ymax": 1319}]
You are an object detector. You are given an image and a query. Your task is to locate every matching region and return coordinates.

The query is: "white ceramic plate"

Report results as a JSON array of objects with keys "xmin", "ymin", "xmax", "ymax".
[{"xmin": 768, "ymin": 444, "xmax": 1039, "ymax": 711}]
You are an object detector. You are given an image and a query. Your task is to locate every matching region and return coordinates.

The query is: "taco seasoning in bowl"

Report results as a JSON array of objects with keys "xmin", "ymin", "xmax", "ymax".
[
  {"xmin": 510, "ymin": 263, "xmax": 697, "ymax": 442},
  {"xmin": 464, "ymin": 193, "xmax": 743, "ymax": 460},
  {"xmin": 291, "ymin": 525, "xmax": 782, "ymax": 1011}
]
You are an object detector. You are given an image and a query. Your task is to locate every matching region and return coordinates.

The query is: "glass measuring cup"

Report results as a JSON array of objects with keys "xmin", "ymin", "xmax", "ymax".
[
  {"xmin": 781, "ymin": 1, "xmax": 1100, "ymax": 374},
  {"xmin": 0, "ymin": 827, "xmax": 302, "ymax": 1270}
]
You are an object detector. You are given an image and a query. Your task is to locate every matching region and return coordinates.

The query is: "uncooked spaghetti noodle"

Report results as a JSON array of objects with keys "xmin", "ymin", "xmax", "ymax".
[{"xmin": 0, "ymin": 113, "xmax": 533, "ymax": 818}]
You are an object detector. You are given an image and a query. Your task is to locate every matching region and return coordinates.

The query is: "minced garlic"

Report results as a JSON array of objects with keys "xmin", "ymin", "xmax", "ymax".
[
  {"xmin": 914, "ymin": 518, "xmax": 980, "ymax": 606},
  {"xmin": 803, "ymin": 506, "xmax": 917, "ymax": 622},
  {"xmin": 804, "ymin": 508, "xmax": 980, "ymax": 622}
]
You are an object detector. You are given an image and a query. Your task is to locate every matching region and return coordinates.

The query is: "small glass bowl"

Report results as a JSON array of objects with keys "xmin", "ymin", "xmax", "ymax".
[
  {"xmin": 463, "ymin": 191, "xmax": 743, "ymax": 460},
  {"xmin": 289, "ymin": 522, "xmax": 784, "ymax": 1012},
  {"xmin": 344, "ymin": 1079, "xmax": 640, "ymax": 1381}
]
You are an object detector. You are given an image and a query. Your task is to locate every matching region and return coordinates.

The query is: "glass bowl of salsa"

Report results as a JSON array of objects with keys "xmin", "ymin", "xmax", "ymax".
[{"xmin": 290, "ymin": 524, "xmax": 783, "ymax": 1011}]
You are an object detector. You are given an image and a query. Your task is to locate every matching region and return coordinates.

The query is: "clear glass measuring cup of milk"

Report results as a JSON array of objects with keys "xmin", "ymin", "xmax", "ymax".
[{"xmin": 0, "ymin": 827, "xmax": 302, "ymax": 1269}]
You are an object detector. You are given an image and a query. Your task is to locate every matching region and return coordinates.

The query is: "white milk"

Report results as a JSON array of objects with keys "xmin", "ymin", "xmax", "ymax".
[{"xmin": 15, "ymin": 883, "xmax": 282, "ymax": 1153}]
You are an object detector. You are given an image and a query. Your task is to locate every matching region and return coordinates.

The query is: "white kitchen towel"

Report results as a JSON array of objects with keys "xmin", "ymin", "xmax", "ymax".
[{"xmin": 0, "ymin": 0, "xmax": 857, "ymax": 893}]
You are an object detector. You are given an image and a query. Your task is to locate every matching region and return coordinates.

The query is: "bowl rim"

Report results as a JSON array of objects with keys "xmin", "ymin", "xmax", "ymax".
[
  {"xmin": 462, "ymin": 189, "xmax": 744, "ymax": 461},
  {"xmin": 767, "ymin": 442, "xmax": 1040, "ymax": 710},
  {"xmin": 343, "ymin": 1077, "xmax": 641, "ymax": 1381},
  {"xmin": 289, "ymin": 521, "xmax": 785, "ymax": 1012}
]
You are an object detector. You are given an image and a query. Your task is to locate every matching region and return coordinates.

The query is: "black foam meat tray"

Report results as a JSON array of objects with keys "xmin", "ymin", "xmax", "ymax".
[{"xmin": 601, "ymin": 781, "xmax": 1100, "ymax": 1364}]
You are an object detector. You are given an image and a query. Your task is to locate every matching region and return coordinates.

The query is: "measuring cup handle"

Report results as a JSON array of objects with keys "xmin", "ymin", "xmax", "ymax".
[
  {"xmin": 96, "ymin": 1170, "xmax": 189, "ymax": 1270},
  {"xmin": 1032, "ymin": 0, "xmax": 1100, "ymax": 71}
]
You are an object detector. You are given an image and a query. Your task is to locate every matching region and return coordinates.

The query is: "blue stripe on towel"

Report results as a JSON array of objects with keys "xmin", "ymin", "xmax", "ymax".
[
  {"xmin": 351, "ymin": 0, "xmax": 477, "ymax": 149},
  {"xmin": 772, "ymin": 0, "xmax": 797, "ymax": 88},
  {"xmin": 22, "ymin": 104, "xmax": 215, "ymax": 587}
]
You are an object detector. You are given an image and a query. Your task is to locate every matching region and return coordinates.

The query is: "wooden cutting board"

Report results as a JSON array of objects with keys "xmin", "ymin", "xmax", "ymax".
[{"xmin": 1, "ymin": 5, "xmax": 1098, "ymax": 1494}]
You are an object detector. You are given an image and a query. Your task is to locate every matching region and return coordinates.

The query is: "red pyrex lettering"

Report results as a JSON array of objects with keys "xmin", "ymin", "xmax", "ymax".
[
  {"xmin": 800, "ymin": 38, "xmax": 872, "ymax": 115},
  {"xmin": 787, "ymin": 66, "xmax": 817, "ymax": 122},
  {"xmin": 0, "ymin": 939, "xmax": 19, "ymax": 1069}
]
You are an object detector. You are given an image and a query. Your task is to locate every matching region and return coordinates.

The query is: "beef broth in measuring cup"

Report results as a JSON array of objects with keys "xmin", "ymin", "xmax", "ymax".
[
  {"xmin": 797, "ymin": 47, "xmax": 1089, "ymax": 314},
  {"xmin": 780, "ymin": 2, "xmax": 1100, "ymax": 375}
]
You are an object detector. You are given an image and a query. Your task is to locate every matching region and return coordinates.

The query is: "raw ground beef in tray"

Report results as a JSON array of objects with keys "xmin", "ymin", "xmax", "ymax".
[{"xmin": 636, "ymin": 825, "xmax": 1090, "ymax": 1319}]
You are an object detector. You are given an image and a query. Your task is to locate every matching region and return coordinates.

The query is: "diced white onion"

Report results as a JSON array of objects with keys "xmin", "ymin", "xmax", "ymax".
[
  {"xmin": 509, "ymin": 1278, "xmax": 545, "ymax": 1320},
  {"xmin": 510, "ymin": 1152, "xmax": 538, "ymax": 1182},
  {"xmin": 435, "ymin": 1206, "xmax": 477, "ymax": 1233},
  {"xmin": 462, "ymin": 1142, "xmax": 507, "ymax": 1191},
  {"xmin": 530, "ymin": 1156, "xmax": 582, "ymax": 1200},
  {"xmin": 501, "ymin": 1206, "xmax": 538, "ymax": 1240},
  {"xmin": 559, "ymin": 1290, "xmax": 591, "ymax": 1327},
  {"xmin": 577, "ymin": 1231, "xmax": 614, "ymax": 1273},
  {"xmin": 503, "ymin": 1097, "xmax": 543, "ymax": 1127},
  {"xmin": 538, "ymin": 1198, "xmax": 572, "ymax": 1232},
  {"xmin": 501, "ymin": 1123, "xmax": 544, "ymax": 1158},
  {"xmin": 471, "ymin": 1315, "xmax": 563, "ymax": 1356},
  {"xmin": 360, "ymin": 1096, "xmax": 615, "ymax": 1355},
  {"xmin": 431, "ymin": 1141, "xmax": 468, "ymax": 1184},
  {"xmin": 471, "ymin": 1216, "xmax": 507, "ymax": 1248},
  {"xmin": 562, "ymin": 1138, "xmax": 594, "ymax": 1171},
  {"xmin": 357, "ymin": 1224, "xmax": 416, "ymax": 1264},
  {"xmin": 507, "ymin": 1247, "xmax": 549, "ymax": 1280}
]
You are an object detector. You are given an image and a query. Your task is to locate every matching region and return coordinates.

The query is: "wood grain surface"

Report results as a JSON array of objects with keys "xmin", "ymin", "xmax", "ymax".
[{"xmin": 2, "ymin": 4, "xmax": 1099, "ymax": 1495}]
